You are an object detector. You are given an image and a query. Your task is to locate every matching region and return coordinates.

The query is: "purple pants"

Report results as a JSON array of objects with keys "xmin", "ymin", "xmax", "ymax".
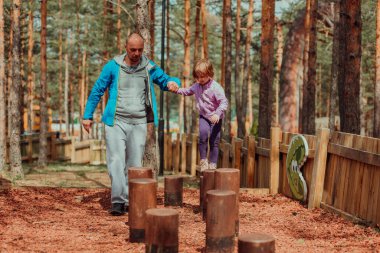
[{"xmin": 199, "ymin": 116, "xmax": 222, "ymax": 164}]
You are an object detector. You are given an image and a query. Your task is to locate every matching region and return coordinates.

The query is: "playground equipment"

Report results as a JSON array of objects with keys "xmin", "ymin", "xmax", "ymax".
[
  {"xmin": 129, "ymin": 178, "xmax": 157, "ymax": 243},
  {"xmin": 145, "ymin": 208, "xmax": 179, "ymax": 253},
  {"xmin": 214, "ymin": 168, "xmax": 240, "ymax": 235},
  {"xmin": 164, "ymin": 175, "xmax": 183, "ymax": 207},
  {"xmin": 206, "ymin": 190, "xmax": 236, "ymax": 253},
  {"xmin": 238, "ymin": 233, "xmax": 275, "ymax": 253}
]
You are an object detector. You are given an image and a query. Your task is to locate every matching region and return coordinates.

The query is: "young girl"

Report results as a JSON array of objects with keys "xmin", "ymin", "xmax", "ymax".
[{"xmin": 176, "ymin": 59, "xmax": 228, "ymax": 171}]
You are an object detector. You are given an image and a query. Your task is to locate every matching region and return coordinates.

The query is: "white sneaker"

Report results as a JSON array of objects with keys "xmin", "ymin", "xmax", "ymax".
[
  {"xmin": 200, "ymin": 159, "xmax": 209, "ymax": 172},
  {"xmin": 208, "ymin": 163, "xmax": 217, "ymax": 170}
]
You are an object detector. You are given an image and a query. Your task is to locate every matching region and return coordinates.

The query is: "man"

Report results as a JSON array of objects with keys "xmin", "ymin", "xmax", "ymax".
[{"xmin": 82, "ymin": 32, "xmax": 180, "ymax": 215}]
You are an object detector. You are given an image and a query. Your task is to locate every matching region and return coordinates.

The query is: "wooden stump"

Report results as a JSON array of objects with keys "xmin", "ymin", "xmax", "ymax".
[
  {"xmin": 129, "ymin": 178, "xmax": 157, "ymax": 243},
  {"xmin": 238, "ymin": 233, "xmax": 275, "ymax": 253},
  {"xmin": 206, "ymin": 190, "xmax": 236, "ymax": 253},
  {"xmin": 202, "ymin": 169, "xmax": 216, "ymax": 220},
  {"xmin": 145, "ymin": 208, "xmax": 179, "ymax": 253},
  {"xmin": 164, "ymin": 176, "xmax": 183, "ymax": 207},
  {"xmin": 128, "ymin": 167, "xmax": 153, "ymax": 181}
]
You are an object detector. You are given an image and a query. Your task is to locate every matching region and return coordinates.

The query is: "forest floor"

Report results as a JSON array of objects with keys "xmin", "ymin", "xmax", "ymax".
[{"xmin": 0, "ymin": 163, "xmax": 380, "ymax": 252}]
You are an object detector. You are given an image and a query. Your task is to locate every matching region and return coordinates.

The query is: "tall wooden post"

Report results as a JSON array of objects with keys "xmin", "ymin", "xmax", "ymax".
[{"xmin": 269, "ymin": 127, "xmax": 281, "ymax": 194}]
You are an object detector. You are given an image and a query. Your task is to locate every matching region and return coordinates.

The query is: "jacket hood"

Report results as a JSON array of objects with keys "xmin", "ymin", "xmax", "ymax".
[{"xmin": 113, "ymin": 53, "xmax": 150, "ymax": 73}]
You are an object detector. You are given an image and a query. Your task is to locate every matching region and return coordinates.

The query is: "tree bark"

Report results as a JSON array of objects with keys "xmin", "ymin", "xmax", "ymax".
[
  {"xmin": 9, "ymin": 0, "xmax": 23, "ymax": 177},
  {"xmin": 222, "ymin": 0, "xmax": 232, "ymax": 141},
  {"xmin": 201, "ymin": 0, "xmax": 208, "ymax": 59},
  {"xmin": 374, "ymin": 0, "xmax": 380, "ymax": 137},
  {"xmin": 149, "ymin": 0, "xmax": 155, "ymax": 60},
  {"xmin": 258, "ymin": 0, "xmax": 275, "ymax": 138},
  {"xmin": 117, "ymin": 0, "xmax": 122, "ymax": 54},
  {"xmin": 64, "ymin": 52, "xmax": 69, "ymax": 137},
  {"xmin": 338, "ymin": 0, "xmax": 361, "ymax": 134},
  {"xmin": 38, "ymin": 0, "xmax": 48, "ymax": 167},
  {"xmin": 301, "ymin": 0, "xmax": 317, "ymax": 135},
  {"xmin": 274, "ymin": 20, "xmax": 283, "ymax": 126},
  {"xmin": 329, "ymin": 2, "xmax": 339, "ymax": 131},
  {"xmin": 182, "ymin": 0, "xmax": 191, "ymax": 133},
  {"xmin": 192, "ymin": 0, "xmax": 201, "ymax": 133},
  {"xmin": 0, "ymin": 0, "xmax": 6, "ymax": 170},
  {"xmin": 58, "ymin": 0, "xmax": 62, "ymax": 134},
  {"xmin": 235, "ymin": 0, "xmax": 242, "ymax": 138},
  {"xmin": 165, "ymin": 0, "xmax": 170, "ymax": 132}
]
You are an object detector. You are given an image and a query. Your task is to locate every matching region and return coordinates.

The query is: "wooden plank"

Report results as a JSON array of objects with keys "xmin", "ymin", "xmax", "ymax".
[
  {"xmin": 190, "ymin": 134, "xmax": 197, "ymax": 176},
  {"xmin": 222, "ymin": 142, "xmax": 230, "ymax": 168},
  {"xmin": 181, "ymin": 134, "xmax": 187, "ymax": 175},
  {"xmin": 239, "ymin": 188, "xmax": 270, "ymax": 195},
  {"xmin": 174, "ymin": 133, "xmax": 180, "ymax": 174},
  {"xmin": 164, "ymin": 133, "xmax": 168, "ymax": 170},
  {"xmin": 27, "ymin": 135, "xmax": 33, "ymax": 162},
  {"xmin": 363, "ymin": 138, "xmax": 378, "ymax": 222},
  {"xmin": 328, "ymin": 143, "xmax": 380, "ymax": 167},
  {"xmin": 247, "ymin": 136, "xmax": 256, "ymax": 188},
  {"xmin": 233, "ymin": 138, "xmax": 243, "ymax": 171},
  {"xmin": 256, "ymin": 147, "xmax": 270, "ymax": 157},
  {"xmin": 308, "ymin": 128, "xmax": 330, "ymax": 209},
  {"xmin": 269, "ymin": 127, "xmax": 281, "ymax": 194},
  {"xmin": 167, "ymin": 134, "xmax": 173, "ymax": 171},
  {"xmin": 320, "ymin": 202, "xmax": 371, "ymax": 226},
  {"xmin": 349, "ymin": 135, "xmax": 364, "ymax": 217},
  {"xmin": 280, "ymin": 144, "xmax": 315, "ymax": 158}
]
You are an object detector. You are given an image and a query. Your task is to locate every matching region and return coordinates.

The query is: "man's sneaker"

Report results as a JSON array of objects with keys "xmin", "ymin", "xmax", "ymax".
[
  {"xmin": 110, "ymin": 203, "xmax": 125, "ymax": 216},
  {"xmin": 209, "ymin": 163, "xmax": 217, "ymax": 170},
  {"xmin": 200, "ymin": 159, "xmax": 209, "ymax": 172}
]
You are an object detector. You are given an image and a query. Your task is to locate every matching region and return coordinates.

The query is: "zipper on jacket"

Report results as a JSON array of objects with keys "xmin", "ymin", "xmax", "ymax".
[{"xmin": 112, "ymin": 65, "xmax": 120, "ymax": 126}]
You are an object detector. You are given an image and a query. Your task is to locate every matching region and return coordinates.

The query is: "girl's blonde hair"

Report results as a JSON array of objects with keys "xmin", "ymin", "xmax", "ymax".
[{"xmin": 193, "ymin": 59, "xmax": 214, "ymax": 78}]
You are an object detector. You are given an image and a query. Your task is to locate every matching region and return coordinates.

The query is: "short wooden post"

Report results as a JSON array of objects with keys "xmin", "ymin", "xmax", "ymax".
[
  {"xmin": 129, "ymin": 178, "xmax": 157, "ymax": 243},
  {"xmin": 128, "ymin": 167, "xmax": 153, "ymax": 181},
  {"xmin": 174, "ymin": 133, "xmax": 180, "ymax": 174},
  {"xmin": 233, "ymin": 138, "xmax": 243, "ymax": 173},
  {"xmin": 167, "ymin": 134, "xmax": 172, "ymax": 172},
  {"xmin": 206, "ymin": 190, "xmax": 236, "ymax": 253},
  {"xmin": 269, "ymin": 127, "xmax": 281, "ymax": 194},
  {"xmin": 202, "ymin": 169, "xmax": 216, "ymax": 220},
  {"xmin": 145, "ymin": 208, "xmax": 179, "ymax": 253},
  {"xmin": 164, "ymin": 176, "xmax": 183, "ymax": 207},
  {"xmin": 247, "ymin": 136, "xmax": 256, "ymax": 188},
  {"xmin": 70, "ymin": 137, "xmax": 76, "ymax": 163},
  {"xmin": 238, "ymin": 233, "xmax": 275, "ymax": 253},
  {"xmin": 222, "ymin": 142, "xmax": 230, "ymax": 168},
  {"xmin": 28, "ymin": 135, "xmax": 33, "ymax": 162},
  {"xmin": 181, "ymin": 133, "xmax": 187, "ymax": 175},
  {"xmin": 50, "ymin": 132, "xmax": 57, "ymax": 161},
  {"xmin": 191, "ymin": 133, "xmax": 197, "ymax": 176},
  {"xmin": 308, "ymin": 128, "xmax": 330, "ymax": 209}
]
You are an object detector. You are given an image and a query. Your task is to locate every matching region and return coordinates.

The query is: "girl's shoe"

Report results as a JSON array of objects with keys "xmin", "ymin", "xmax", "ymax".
[
  {"xmin": 208, "ymin": 163, "xmax": 217, "ymax": 170},
  {"xmin": 200, "ymin": 159, "xmax": 209, "ymax": 172}
]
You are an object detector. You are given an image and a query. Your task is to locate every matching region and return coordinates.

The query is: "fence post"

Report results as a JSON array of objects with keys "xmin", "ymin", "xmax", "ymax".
[
  {"xmin": 191, "ymin": 134, "xmax": 197, "ymax": 176},
  {"xmin": 247, "ymin": 136, "xmax": 256, "ymax": 188},
  {"xmin": 167, "ymin": 133, "xmax": 172, "ymax": 172},
  {"xmin": 71, "ymin": 137, "xmax": 76, "ymax": 163},
  {"xmin": 270, "ymin": 127, "xmax": 281, "ymax": 194},
  {"xmin": 28, "ymin": 135, "xmax": 33, "ymax": 162},
  {"xmin": 50, "ymin": 132, "xmax": 57, "ymax": 161},
  {"xmin": 181, "ymin": 133, "xmax": 187, "ymax": 175},
  {"xmin": 222, "ymin": 141, "xmax": 230, "ymax": 168},
  {"xmin": 233, "ymin": 138, "xmax": 243, "ymax": 171},
  {"xmin": 174, "ymin": 133, "xmax": 180, "ymax": 174},
  {"xmin": 308, "ymin": 128, "xmax": 330, "ymax": 209}
]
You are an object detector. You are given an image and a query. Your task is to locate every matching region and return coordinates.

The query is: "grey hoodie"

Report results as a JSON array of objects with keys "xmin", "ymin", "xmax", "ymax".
[{"xmin": 113, "ymin": 53, "xmax": 150, "ymax": 124}]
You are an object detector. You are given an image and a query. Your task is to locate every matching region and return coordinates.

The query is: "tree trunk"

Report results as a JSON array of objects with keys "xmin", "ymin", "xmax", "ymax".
[
  {"xmin": 258, "ymin": 0, "xmax": 275, "ymax": 138},
  {"xmin": 136, "ymin": 0, "xmax": 158, "ymax": 176},
  {"xmin": 149, "ymin": 0, "xmax": 155, "ymax": 60},
  {"xmin": 9, "ymin": 0, "xmax": 23, "ymax": 177},
  {"xmin": 274, "ymin": 20, "xmax": 283, "ymax": 126},
  {"xmin": 201, "ymin": 0, "xmax": 208, "ymax": 59},
  {"xmin": 374, "ymin": 0, "xmax": 380, "ymax": 137},
  {"xmin": 38, "ymin": 0, "xmax": 48, "ymax": 167},
  {"xmin": 191, "ymin": 0, "xmax": 201, "ymax": 134},
  {"xmin": 0, "ymin": 0, "xmax": 6, "ymax": 170},
  {"xmin": 239, "ymin": 0, "xmax": 254, "ymax": 138},
  {"xmin": 223, "ymin": 0, "xmax": 232, "ymax": 141},
  {"xmin": 220, "ymin": 0, "xmax": 226, "ymax": 87},
  {"xmin": 64, "ymin": 52, "xmax": 69, "ymax": 137},
  {"xmin": 165, "ymin": 0, "xmax": 170, "ymax": 132},
  {"xmin": 279, "ymin": 10, "xmax": 305, "ymax": 133},
  {"xmin": 329, "ymin": 2, "xmax": 339, "ymax": 131},
  {"xmin": 235, "ymin": 0, "xmax": 242, "ymax": 138},
  {"xmin": 117, "ymin": 0, "xmax": 122, "ymax": 54},
  {"xmin": 57, "ymin": 0, "xmax": 62, "ymax": 134},
  {"xmin": 182, "ymin": 0, "xmax": 191, "ymax": 133},
  {"xmin": 338, "ymin": 0, "xmax": 361, "ymax": 134},
  {"xmin": 301, "ymin": 0, "xmax": 317, "ymax": 135},
  {"xmin": 7, "ymin": 6, "xmax": 13, "ymax": 141}
]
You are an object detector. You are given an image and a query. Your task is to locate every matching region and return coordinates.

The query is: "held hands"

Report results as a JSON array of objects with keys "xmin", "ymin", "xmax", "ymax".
[
  {"xmin": 167, "ymin": 81, "xmax": 179, "ymax": 92},
  {"xmin": 82, "ymin": 119, "xmax": 93, "ymax": 133},
  {"xmin": 210, "ymin": 114, "xmax": 220, "ymax": 124}
]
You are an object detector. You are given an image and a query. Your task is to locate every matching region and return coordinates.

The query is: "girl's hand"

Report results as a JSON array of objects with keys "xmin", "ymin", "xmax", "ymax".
[
  {"xmin": 167, "ymin": 81, "xmax": 179, "ymax": 92},
  {"xmin": 210, "ymin": 114, "xmax": 220, "ymax": 124}
]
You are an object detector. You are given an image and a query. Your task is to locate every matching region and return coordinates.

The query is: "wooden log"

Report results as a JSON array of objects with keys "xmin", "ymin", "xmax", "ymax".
[
  {"xmin": 129, "ymin": 178, "xmax": 157, "ymax": 243},
  {"xmin": 128, "ymin": 167, "xmax": 153, "ymax": 181},
  {"xmin": 238, "ymin": 233, "xmax": 275, "ymax": 253},
  {"xmin": 202, "ymin": 169, "xmax": 216, "ymax": 220},
  {"xmin": 214, "ymin": 168, "xmax": 240, "ymax": 235},
  {"xmin": 206, "ymin": 190, "xmax": 236, "ymax": 253},
  {"xmin": 308, "ymin": 128, "xmax": 330, "ymax": 209},
  {"xmin": 145, "ymin": 208, "xmax": 179, "ymax": 253},
  {"xmin": 164, "ymin": 176, "xmax": 183, "ymax": 207},
  {"xmin": 269, "ymin": 127, "xmax": 281, "ymax": 194}
]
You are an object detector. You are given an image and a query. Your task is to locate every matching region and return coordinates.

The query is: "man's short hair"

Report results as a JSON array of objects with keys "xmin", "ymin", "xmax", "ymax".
[
  {"xmin": 193, "ymin": 59, "xmax": 214, "ymax": 78},
  {"xmin": 125, "ymin": 32, "xmax": 145, "ymax": 44}
]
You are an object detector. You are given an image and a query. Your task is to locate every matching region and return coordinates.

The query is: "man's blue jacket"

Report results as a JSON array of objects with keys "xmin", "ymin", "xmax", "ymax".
[{"xmin": 83, "ymin": 57, "xmax": 181, "ymax": 127}]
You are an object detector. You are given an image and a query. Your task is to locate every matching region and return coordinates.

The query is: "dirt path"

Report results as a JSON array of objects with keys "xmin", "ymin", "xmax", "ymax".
[{"xmin": 1, "ymin": 186, "xmax": 379, "ymax": 252}]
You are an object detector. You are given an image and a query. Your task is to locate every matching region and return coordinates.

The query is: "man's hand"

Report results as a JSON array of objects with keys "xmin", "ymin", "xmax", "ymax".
[
  {"xmin": 167, "ymin": 81, "xmax": 179, "ymax": 92},
  {"xmin": 210, "ymin": 114, "xmax": 220, "ymax": 124},
  {"xmin": 82, "ymin": 119, "xmax": 93, "ymax": 133}
]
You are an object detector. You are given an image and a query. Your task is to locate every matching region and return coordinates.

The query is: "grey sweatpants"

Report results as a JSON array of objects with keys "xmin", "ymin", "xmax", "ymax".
[{"xmin": 105, "ymin": 120, "xmax": 147, "ymax": 205}]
